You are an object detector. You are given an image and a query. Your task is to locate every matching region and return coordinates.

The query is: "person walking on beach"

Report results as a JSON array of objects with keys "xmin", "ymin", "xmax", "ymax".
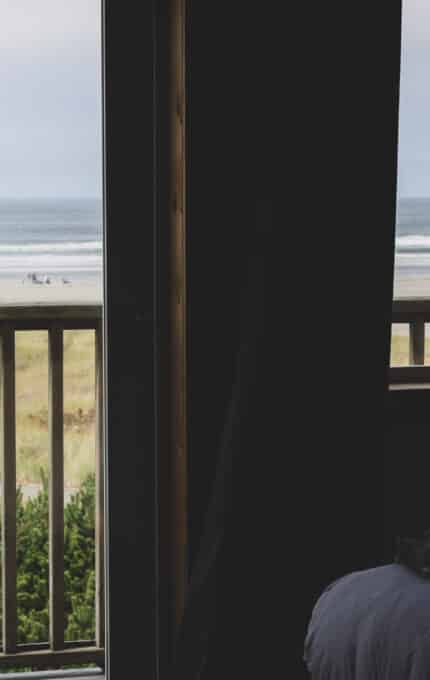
[{"xmin": 304, "ymin": 530, "xmax": 430, "ymax": 679}]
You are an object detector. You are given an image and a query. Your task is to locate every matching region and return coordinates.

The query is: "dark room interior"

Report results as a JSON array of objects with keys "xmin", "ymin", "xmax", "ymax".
[{"xmin": 103, "ymin": 0, "xmax": 413, "ymax": 678}]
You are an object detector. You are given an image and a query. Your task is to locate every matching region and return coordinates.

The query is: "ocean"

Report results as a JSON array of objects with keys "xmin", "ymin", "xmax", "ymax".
[
  {"xmin": 395, "ymin": 197, "xmax": 430, "ymax": 296},
  {"xmin": 0, "ymin": 195, "xmax": 428, "ymax": 297},
  {"xmin": 0, "ymin": 197, "xmax": 102, "ymax": 284}
]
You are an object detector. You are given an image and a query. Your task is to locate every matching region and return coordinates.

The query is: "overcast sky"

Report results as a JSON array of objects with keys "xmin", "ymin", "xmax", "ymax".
[
  {"xmin": 0, "ymin": 0, "xmax": 102, "ymax": 199},
  {"xmin": 0, "ymin": 2, "xmax": 426, "ymax": 201},
  {"xmin": 398, "ymin": 0, "xmax": 430, "ymax": 198}
]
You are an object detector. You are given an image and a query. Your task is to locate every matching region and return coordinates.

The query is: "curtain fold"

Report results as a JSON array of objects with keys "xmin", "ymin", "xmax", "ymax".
[
  {"xmin": 170, "ymin": 209, "xmax": 270, "ymax": 678},
  {"xmin": 173, "ymin": 1, "xmax": 402, "ymax": 676}
]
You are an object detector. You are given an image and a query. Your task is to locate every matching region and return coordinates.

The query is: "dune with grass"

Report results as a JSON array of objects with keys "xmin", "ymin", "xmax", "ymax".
[{"xmin": 15, "ymin": 328, "xmax": 96, "ymax": 488}]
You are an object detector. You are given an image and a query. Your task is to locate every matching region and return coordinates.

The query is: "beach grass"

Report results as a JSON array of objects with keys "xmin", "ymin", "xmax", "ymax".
[
  {"xmin": 10, "ymin": 329, "xmax": 420, "ymax": 485},
  {"xmin": 389, "ymin": 332, "xmax": 430, "ymax": 366},
  {"xmin": 14, "ymin": 330, "xmax": 96, "ymax": 486},
  {"xmin": 390, "ymin": 334, "xmax": 410, "ymax": 366}
]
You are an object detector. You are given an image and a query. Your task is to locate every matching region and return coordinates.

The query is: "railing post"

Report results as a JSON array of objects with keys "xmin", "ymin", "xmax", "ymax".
[
  {"xmin": 48, "ymin": 324, "xmax": 64, "ymax": 650},
  {"xmin": 0, "ymin": 323, "xmax": 17, "ymax": 653},
  {"xmin": 95, "ymin": 322, "xmax": 105, "ymax": 649},
  {"xmin": 409, "ymin": 320, "xmax": 425, "ymax": 365}
]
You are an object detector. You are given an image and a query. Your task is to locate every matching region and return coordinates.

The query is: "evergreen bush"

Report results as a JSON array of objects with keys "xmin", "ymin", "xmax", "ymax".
[{"xmin": 0, "ymin": 470, "xmax": 96, "ymax": 671}]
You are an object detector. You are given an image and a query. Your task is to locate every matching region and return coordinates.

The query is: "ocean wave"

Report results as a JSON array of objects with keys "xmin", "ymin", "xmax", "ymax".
[
  {"xmin": 0, "ymin": 241, "xmax": 101, "ymax": 253},
  {"xmin": 395, "ymin": 252, "xmax": 430, "ymax": 267},
  {"xmin": 0, "ymin": 253, "xmax": 101, "ymax": 272}
]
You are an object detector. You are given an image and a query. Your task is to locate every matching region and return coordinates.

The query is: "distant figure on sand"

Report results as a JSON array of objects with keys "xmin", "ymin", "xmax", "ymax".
[
  {"xmin": 22, "ymin": 272, "xmax": 54, "ymax": 285},
  {"xmin": 22, "ymin": 272, "xmax": 43, "ymax": 284}
]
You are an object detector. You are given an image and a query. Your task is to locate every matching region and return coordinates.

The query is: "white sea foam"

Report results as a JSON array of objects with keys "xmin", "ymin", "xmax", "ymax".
[
  {"xmin": 395, "ymin": 252, "xmax": 430, "ymax": 267},
  {"xmin": 0, "ymin": 253, "xmax": 101, "ymax": 272},
  {"xmin": 0, "ymin": 240, "xmax": 101, "ymax": 253}
]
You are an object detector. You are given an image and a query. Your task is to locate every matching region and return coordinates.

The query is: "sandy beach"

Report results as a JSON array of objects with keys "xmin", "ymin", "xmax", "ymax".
[
  {"xmin": 394, "ymin": 276, "xmax": 430, "ymax": 299},
  {"xmin": 0, "ymin": 278, "xmax": 102, "ymax": 306},
  {"xmin": 0, "ymin": 270, "xmax": 425, "ymax": 310},
  {"xmin": 0, "ymin": 273, "xmax": 426, "ymax": 351}
]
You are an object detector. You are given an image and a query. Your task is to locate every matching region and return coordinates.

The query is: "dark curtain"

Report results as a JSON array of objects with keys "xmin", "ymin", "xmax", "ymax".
[{"xmin": 170, "ymin": 2, "xmax": 403, "ymax": 677}]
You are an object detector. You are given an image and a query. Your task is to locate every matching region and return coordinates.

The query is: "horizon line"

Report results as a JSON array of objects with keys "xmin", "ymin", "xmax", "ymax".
[
  {"xmin": 0, "ymin": 195, "xmax": 102, "ymax": 201},
  {"xmin": 398, "ymin": 195, "xmax": 430, "ymax": 200}
]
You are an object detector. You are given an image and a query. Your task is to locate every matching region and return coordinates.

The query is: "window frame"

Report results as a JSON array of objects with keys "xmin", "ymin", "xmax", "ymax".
[
  {"xmin": 0, "ymin": 0, "xmax": 186, "ymax": 676},
  {"xmin": 102, "ymin": 0, "xmax": 161, "ymax": 678},
  {"xmin": 103, "ymin": 1, "xmax": 185, "ymax": 679}
]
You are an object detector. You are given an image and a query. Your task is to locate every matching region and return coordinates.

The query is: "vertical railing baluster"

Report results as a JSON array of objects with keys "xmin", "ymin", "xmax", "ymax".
[
  {"xmin": 95, "ymin": 322, "xmax": 105, "ymax": 648},
  {"xmin": 48, "ymin": 325, "xmax": 64, "ymax": 650},
  {"xmin": 0, "ymin": 323, "xmax": 17, "ymax": 653},
  {"xmin": 409, "ymin": 320, "xmax": 425, "ymax": 365}
]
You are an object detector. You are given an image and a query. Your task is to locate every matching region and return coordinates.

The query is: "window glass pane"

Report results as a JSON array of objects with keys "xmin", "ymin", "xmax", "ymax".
[
  {"xmin": 393, "ymin": 0, "xmax": 430, "ymax": 299},
  {"xmin": 0, "ymin": 1, "xmax": 103, "ymax": 672},
  {"xmin": 391, "ymin": 0, "xmax": 430, "ymax": 368}
]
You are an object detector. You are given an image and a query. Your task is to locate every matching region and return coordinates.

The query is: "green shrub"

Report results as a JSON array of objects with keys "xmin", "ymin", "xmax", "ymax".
[{"xmin": 0, "ymin": 470, "xmax": 96, "ymax": 670}]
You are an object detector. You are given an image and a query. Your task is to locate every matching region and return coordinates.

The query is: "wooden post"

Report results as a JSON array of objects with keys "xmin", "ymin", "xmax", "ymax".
[
  {"xmin": 48, "ymin": 325, "xmax": 64, "ymax": 650},
  {"xmin": 409, "ymin": 320, "xmax": 425, "ymax": 365},
  {"xmin": 171, "ymin": 0, "xmax": 187, "ymax": 630},
  {"xmin": 0, "ymin": 324, "xmax": 17, "ymax": 653}
]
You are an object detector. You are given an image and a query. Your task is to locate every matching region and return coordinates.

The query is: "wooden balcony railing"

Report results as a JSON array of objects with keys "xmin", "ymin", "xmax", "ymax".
[
  {"xmin": 0, "ymin": 305, "xmax": 104, "ymax": 670},
  {"xmin": 391, "ymin": 298, "xmax": 430, "ymax": 385}
]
